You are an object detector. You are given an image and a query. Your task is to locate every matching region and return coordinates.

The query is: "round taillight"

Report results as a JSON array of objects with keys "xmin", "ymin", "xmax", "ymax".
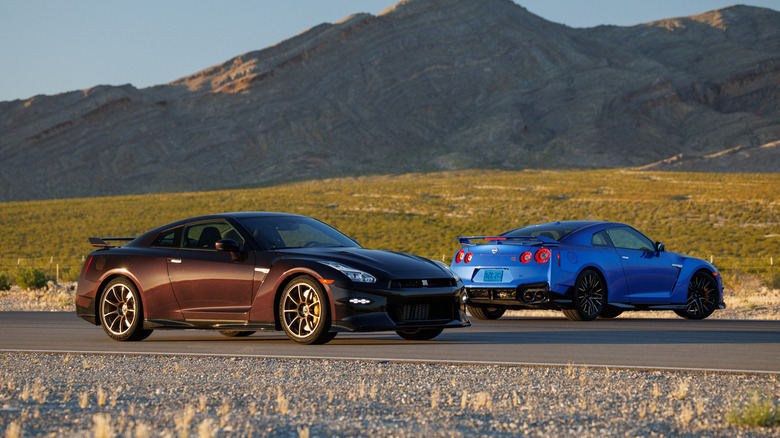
[
  {"xmin": 465, "ymin": 252, "xmax": 473, "ymax": 263},
  {"xmin": 535, "ymin": 248, "xmax": 551, "ymax": 263},
  {"xmin": 455, "ymin": 249, "xmax": 465, "ymax": 263},
  {"xmin": 520, "ymin": 251, "xmax": 532, "ymax": 263}
]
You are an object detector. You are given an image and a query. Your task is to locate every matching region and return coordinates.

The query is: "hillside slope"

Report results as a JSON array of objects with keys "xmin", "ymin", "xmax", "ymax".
[{"xmin": 1, "ymin": 0, "xmax": 778, "ymax": 201}]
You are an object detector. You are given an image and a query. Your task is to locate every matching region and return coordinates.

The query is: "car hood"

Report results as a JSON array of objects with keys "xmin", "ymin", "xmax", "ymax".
[{"xmin": 276, "ymin": 247, "xmax": 450, "ymax": 279}]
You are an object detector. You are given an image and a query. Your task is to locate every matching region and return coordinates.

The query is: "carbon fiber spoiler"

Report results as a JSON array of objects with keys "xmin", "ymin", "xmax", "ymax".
[
  {"xmin": 457, "ymin": 235, "xmax": 559, "ymax": 246},
  {"xmin": 89, "ymin": 237, "xmax": 135, "ymax": 249}
]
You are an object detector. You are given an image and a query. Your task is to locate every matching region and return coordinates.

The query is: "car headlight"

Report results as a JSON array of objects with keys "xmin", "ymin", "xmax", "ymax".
[
  {"xmin": 319, "ymin": 261, "xmax": 377, "ymax": 283},
  {"xmin": 433, "ymin": 260, "xmax": 461, "ymax": 282}
]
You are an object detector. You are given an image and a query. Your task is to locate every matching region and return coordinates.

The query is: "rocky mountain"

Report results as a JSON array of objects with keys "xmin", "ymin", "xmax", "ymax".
[{"xmin": 1, "ymin": 0, "xmax": 778, "ymax": 201}]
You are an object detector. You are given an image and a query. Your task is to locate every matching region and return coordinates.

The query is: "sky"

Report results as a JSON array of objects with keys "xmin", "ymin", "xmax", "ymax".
[{"xmin": 1, "ymin": 0, "xmax": 778, "ymax": 102}]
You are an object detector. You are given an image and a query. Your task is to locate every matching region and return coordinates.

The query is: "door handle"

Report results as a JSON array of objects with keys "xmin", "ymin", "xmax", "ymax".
[
  {"xmin": 168, "ymin": 258, "xmax": 182, "ymax": 264},
  {"xmin": 621, "ymin": 256, "xmax": 629, "ymax": 260}
]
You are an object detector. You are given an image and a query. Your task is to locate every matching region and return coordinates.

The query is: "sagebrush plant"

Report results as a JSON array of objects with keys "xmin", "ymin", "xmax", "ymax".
[
  {"xmin": 726, "ymin": 392, "xmax": 780, "ymax": 428},
  {"xmin": 1, "ymin": 170, "xmax": 778, "ymax": 282},
  {"xmin": 14, "ymin": 268, "xmax": 48, "ymax": 290},
  {"xmin": 0, "ymin": 272, "xmax": 12, "ymax": 291}
]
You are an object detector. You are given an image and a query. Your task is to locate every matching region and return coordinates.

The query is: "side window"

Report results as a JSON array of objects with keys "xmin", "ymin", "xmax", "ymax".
[
  {"xmin": 605, "ymin": 227, "xmax": 654, "ymax": 251},
  {"xmin": 182, "ymin": 221, "xmax": 245, "ymax": 251},
  {"xmin": 591, "ymin": 231, "xmax": 611, "ymax": 247},
  {"xmin": 152, "ymin": 228, "xmax": 181, "ymax": 248}
]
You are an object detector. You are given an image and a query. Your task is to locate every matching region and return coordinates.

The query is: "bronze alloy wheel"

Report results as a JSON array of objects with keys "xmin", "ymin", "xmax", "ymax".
[
  {"xmin": 279, "ymin": 276, "xmax": 335, "ymax": 344},
  {"xmin": 675, "ymin": 271, "xmax": 718, "ymax": 320},
  {"xmin": 99, "ymin": 278, "xmax": 152, "ymax": 341},
  {"xmin": 563, "ymin": 269, "xmax": 605, "ymax": 321}
]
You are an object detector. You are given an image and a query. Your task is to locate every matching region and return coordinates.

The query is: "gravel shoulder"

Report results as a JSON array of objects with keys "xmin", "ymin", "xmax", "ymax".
[
  {"xmin": 1, "ymin": 352, "xmax": 779, "ymax": 437},
  {"xmin": 1, "ymin": 284, "xmax": 779, "ymax": 436}
]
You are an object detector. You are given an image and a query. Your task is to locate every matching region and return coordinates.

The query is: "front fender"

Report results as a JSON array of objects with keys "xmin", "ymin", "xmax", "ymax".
[
  {"xmin": 249, "ymin": 259, "xmax": 348, "ymax": 327},
  {"xmin": 670, "ymin": 257, "xmax": 724, "ymax": 304}
]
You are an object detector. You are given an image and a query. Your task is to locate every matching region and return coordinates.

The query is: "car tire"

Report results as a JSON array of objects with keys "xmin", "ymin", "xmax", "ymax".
[
  {"xmin": 599, "ymin": 307, "xmax": 624, "ymax": 319},
  {"xmin": 99, "ymin": 277, "xmax": 153, "ymax": 341},
  {"xmin": 218, "ymin": 330, "xmax": 256, "ymax": 337},
  {"xmin": 468, "ymin": 305, "xmax": 506, "ymax": 320},
  {"xmin": 395, "ymin": 328, "xmax": 444, "ymax": 340},
  {"xmin": 563, "ymin": 269, "xmax": 606, "ymax": 321},
  {"xmin": 279, "ymin": 276, "xmax": 335, "ymax": 344},
  {"xmin": 674, "ymin": 271, "xmax": 718, "ymax": 320}
]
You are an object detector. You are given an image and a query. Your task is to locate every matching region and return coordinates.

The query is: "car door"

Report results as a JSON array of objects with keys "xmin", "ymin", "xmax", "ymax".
[
  {"xmin": 605, "ymin": 226, "xmax": 676, "ymax": 304},
  {"xmin": 167, "ymin": 220, "xmax": 255, "ymax": 320}
]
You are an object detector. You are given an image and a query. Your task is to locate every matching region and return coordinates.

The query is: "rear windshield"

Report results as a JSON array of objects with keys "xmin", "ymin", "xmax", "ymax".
[{"xmin": 503, "ymin": 223, "xmax": 581, "ymax": 241}]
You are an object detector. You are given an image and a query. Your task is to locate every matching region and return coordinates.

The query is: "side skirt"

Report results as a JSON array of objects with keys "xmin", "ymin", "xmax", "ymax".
[{"xmin": 144, "ymin": 319, "xmax": 276, "ymax": 331}]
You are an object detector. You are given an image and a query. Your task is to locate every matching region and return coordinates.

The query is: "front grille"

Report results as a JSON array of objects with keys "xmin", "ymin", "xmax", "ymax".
[
  {"xmin": 389, "ymin": 298, "xmax": 456, "ymax": 323},
  {"xmin": 401, "ymin": 303, "xmax": 430, "ymax": 320},
  {"xmin": 391, "ymin": 278, "xmax": 455, "ymax": 289}
]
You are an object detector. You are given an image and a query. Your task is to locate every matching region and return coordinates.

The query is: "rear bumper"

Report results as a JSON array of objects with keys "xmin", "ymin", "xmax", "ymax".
[{"xmin": 464, "ymin": 282, "xmax": 571, "ymax": 310}]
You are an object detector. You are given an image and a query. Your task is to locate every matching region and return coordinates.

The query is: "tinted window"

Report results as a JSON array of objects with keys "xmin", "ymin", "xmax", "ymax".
[
  {"xmin": 182, "ymin": 221, "xmax": 245, "ymax": 251},
  {"xmin": 504, "ymin": 223, "xmax": 581, "ymax": 241},
  {"xmin": 152, "ymin": 228, "xmax": 180, "ymax": 248},
  {"xmin": 605, "ymin": 227, "xmax": 654, "ymax": 251},
  {"xmin": 591, "ymin": 231, "xmax": 611, "ymax": 247},
  {"xmin": 237, "ymin": 216, "xmax": 359, "ymax": 250}
]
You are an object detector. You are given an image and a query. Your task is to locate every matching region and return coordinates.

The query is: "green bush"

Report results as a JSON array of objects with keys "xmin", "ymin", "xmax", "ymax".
[
  {"xmin": 726, "ymin": 393, "xmax": 780, "ymax": 428},
  {"xmin": 0, "ymin": 273, "xmax": 11, "ymax": 291},
  {"xmin": 15, "ymin": 268, "xmax": 48, "ymax": 290}
]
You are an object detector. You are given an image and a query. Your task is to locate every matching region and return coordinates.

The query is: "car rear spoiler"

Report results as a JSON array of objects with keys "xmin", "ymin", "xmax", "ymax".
[
  {"xmin": 457, "ymin": 235, "xmax": 559, "ymax": 246},
  {"xmin": 89, "ymin": 237, "xmax": 135, "ymax": 249}
]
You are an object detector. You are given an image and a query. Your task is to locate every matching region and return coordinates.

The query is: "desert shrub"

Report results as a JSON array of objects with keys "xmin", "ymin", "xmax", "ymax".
[
  {"xmin": 15, "ymin": 268, "xmax": 48, "ymax": 290},
  {"xmin": 0, "ymin": 272, "xmax": 12, "ymax": 291},
  {"xmin": 726, "ymin": 392, "xmax": 780, "ymax": 428}
]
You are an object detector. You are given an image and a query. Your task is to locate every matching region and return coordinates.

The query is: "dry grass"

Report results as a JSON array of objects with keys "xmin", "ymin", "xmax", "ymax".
[{"xmin": 3, "ymin": 352, "xmax": 776, "ymax": 436}]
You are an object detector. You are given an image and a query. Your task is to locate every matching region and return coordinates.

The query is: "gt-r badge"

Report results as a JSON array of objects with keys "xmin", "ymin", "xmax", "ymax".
[
  {"xmin": 491, "ymin": 247, "xmax": 499, "ymax": 254},
  {"xmin": 422, "ymin": 279, "xmax": 429, "ymax": 287}
]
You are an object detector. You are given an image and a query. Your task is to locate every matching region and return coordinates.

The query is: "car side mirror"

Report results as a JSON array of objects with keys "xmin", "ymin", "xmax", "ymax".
[
  {"xmin": 216, "ymin": 239, "xmax": 242, "ymax": 260},
  {"xmin": 655, "ymin": 241, "xmax": 665, "ymax": 252}
]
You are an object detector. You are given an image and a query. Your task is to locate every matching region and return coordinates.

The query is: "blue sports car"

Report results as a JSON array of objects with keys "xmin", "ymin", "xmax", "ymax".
[{"xmin": 449, "ymin": 221, "xmax": 725, "ymax": 321}]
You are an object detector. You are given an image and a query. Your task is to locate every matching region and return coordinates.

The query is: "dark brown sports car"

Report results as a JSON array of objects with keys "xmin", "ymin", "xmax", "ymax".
[{"xmin": 76, "ymin": 212, "xmax": 469, "ymax": 344}]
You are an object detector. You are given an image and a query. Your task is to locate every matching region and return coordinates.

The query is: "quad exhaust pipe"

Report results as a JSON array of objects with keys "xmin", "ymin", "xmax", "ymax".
[{"xmin": 521, "ymin": 290, "xmax": 548, "ymax": 303}]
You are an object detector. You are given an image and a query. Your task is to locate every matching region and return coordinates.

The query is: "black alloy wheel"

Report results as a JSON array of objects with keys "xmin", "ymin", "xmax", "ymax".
[
  {"xmin": 598, "ymin": 307, "xmax": 624, "ymax": 319},
  {"xmin": 674, "ymin": 271, "xmax": 718, "ymax": 320},
  {"xmin": 563, "ymin": 269, "xmax": 606, "ymax": 321},
  {"xmin": 468, "ymin": 305, "xmax": 506, "ymax": 320}
]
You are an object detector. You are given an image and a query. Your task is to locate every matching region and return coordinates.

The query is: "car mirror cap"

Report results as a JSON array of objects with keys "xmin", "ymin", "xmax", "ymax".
[
  {"xmin": 655, "ymin": 241, "xmax": 665, "ymax": 252},
  {"xmin": 215, "ymin": 239, "xmax": 240, "ymax": 253}
]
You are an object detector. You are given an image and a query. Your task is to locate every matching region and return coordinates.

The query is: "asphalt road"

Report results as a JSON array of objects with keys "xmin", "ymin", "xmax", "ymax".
[{"xmin": 1, "ymin": 312, "xmax": 778, "ymax": 373}]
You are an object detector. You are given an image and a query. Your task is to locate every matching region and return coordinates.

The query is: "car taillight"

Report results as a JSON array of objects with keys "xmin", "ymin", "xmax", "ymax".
[
  {"xmin": 83, "ymin": 256, "xmax": 93, "ymax": 274},
  {"xmin": 520, "ymin": 251, "xmax": 532, "ymax": 263},
  {"xmin": 465, "ymin": 252, "xmax": 473, "ymax": 263},
  {"xmin": 535, "ymin": 248, "xmax": 551, "ymax": 263},
  {"xmin": 455, "ymin": 249, "xmax": 465, "ymax": 263}
]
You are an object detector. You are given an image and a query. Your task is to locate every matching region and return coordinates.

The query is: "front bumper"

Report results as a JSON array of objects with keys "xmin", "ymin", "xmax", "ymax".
[{"xmin": 328, "ymin": 283, "xmax": 470, "ymax": 332}]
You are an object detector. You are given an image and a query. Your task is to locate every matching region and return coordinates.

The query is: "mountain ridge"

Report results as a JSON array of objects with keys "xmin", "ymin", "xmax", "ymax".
[{"xmin": 1, "ymin": 0, "xmax": 778, "ymax": 201}]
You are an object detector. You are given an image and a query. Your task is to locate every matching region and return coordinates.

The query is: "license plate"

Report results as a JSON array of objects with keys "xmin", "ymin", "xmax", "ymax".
[{"xmin": 483, "ymin": 269, "xmax": 503, "ymax": 282}]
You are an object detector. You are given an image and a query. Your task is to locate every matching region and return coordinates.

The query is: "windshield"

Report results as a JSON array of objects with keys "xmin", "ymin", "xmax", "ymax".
[
  {"xmin": 236, "ymin": 216, "xmax": 359, "ymax": 250},
  {"xmin": 503, "ymin": 223, "xmax": 582, "ymax": 241}
]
